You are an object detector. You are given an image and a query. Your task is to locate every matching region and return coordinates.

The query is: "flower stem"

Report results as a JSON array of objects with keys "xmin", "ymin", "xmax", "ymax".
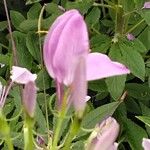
[
  {"xmin": 93, "ymin": 2, "xmax": 115, "ymax": 9},
  {"xmin": 51, "ymin": 90, "xmax": 69, "ymax": 150},
  {"xmin": 24, "ymin": 114, "xmax": 34, "ymax": 150},
  {"xmin": 63, "ymin": 115, "xmax": 81, "ymax": 150}
]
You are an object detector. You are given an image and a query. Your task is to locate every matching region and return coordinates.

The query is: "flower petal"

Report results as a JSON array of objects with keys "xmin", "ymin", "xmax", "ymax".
[
  {"xmin": 52, "ymin": 10, "xmax": 89, "ymax": 85},
  {"xmin": 10, "ymin": 66, "xmax": 37, "ymax": 84},
  {"xmin": 142, "ymin": 138, "xmax": 150, "ymax": 150},
  {"xmin": 70, "ymin": 57, "xmax": 87, "ymax": 112},
  {"xmin": 86, "ymin": 117, "xmax": 120, "ymax": 150},
  {"xmin": 43, "ymin": 10, "xmax": 78, "ymax": 79},
  {"xmin": 23, "ymin": 81, "xmax": 37, "ymax": 117},
  {"xmin": 86, "ymin": 53, "xmax": 130, "ymax": 81},
  {"xmin": 143, "ymin": 2, "xmax": 150, "ymax": 9}
]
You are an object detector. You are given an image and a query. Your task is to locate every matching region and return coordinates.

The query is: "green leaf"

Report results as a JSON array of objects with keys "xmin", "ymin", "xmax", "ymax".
[
  {"xmin": 85, "ymin": 7, "xmax": 100, "ymax": 27},
  {"xmin": 121, "ymin": 117, "xmax": 148, "ymax": 150},
  {"xmin": 106, "ymin": 75, "xmax": 127, "ymax": 100},
  {"xmin": 26, "ymin": 32, "xmax": 41, "ymax": 62},
  {"xmin": 132, "ymin": 38, "xmax": 147, "ymax": 53},
  {"xmin": 27, "ymin": 3, "xmax": 42, "ymax": 19},
  {"xmin": 0, "ymin": 54, "xmax": 10, "ymax": 65},
  {"xmin": 0, "ymin": 21, "xmax": 7, "ymax": 31},
  {"xmin": 90, "ymin": 34, "xmax": 111, "ymax": 53},
  {"xmin": 136, "ymin": 116, "xmax": 150, "ymax": 127},
  {"xmin": 45, "ymin": 3, "xmax": 62, "ymax": 15},
  {"xmin": 66, "ymin": 1, "xmax": 92, "ymax": 14},
  {"xmin": 10, "ymin": 10, "xmax": 26, "ymax": 31},
  {"xmin": 35, "ymin": 101, "xmax": 47, "ymax": 133},
  {"xmin": 88, "ymin": 79, "xmax": 107, "ymax": 92},
  {"xmin": 126, "ymin": 83, "xmax": 150, "ymax": 101},
  {"xmin": 81, "ymin": 102, "xmax": 119, "ymax": 129},
  {"xmin": 119, "ymin": 42, "xmax": 145, "ymax": 81},
  {"xmin": 13, "ymin": 31, "xmax": 32, "ymax": 69},
  {"xmin": 36, "ymin": 69, "xmax": 51, "ymax": 90},
  {"xmin": 19, "ymin": 19, "xmax": 38, "ymax": 32},
  {"xmin": 138, "ymin": 26, "xmax": 150, "ymax": 50},
  {"xmin": 140, "ymin": 10, "xmax": 150, "ymax": 25}
]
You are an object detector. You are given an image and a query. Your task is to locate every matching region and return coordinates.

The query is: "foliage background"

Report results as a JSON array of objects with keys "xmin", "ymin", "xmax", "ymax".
[{"xmin": 0, "ymin": 0, "xmax": 150, "ymax": 149}]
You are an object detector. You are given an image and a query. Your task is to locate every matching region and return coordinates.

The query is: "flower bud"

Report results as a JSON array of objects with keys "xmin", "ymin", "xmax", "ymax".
[
  {"xmin": 23, "ymin": 81, "xmax": 37, "ymax": 117},
  {"xmin": 86, "ymin": 117, "xmax": 119, "ymax": 150}
]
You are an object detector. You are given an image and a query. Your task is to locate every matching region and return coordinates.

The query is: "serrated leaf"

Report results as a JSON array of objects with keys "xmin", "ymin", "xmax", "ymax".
[
  {"xmin": 27, "ymin": 3, "xmax": 42, "ymax": 19},
  {"xmin": 81, "ymin": 102, "xmax": 119, "ymax": 129},
  {"xmin": 106, "ymin": 75, "xmax": 126, "ymax": 100},
  {"xmin": 10, "ymin": 10, "xmax": 26, "ymax": 31},
  {"xmin": 26, "ymin": 32, "xmax": 41, "ymax": 62}
]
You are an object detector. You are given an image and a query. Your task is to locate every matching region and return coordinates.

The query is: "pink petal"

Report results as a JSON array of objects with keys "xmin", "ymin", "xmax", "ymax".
[
  {"xmin": 86, "ymin": 117, "xmax": 120, "ymax": 150},
  {"xmin": 127, "ymin": 33, "xmax": 135, "ymax": 41},
  {"xmin": 142, "ymin": 138, "xmax": 150, "ymax": 150},
  {"xmin": 108, "ymin": 143, "xmax": 118, "ymax": 150},
  {"xmin": 43, "ymin": 10, "xmax": 78, "ymax": 79},
  {"xmin": 53, "ymin": 10, "xmax": 89, "ymax": 85},
  {"xmin": 10, "ymin": 66, "xmax": 37, "ymax": 84},
  {"xmin": 143, "ymin": 2, "xmax": 150, "ymax": 8},
  {"xmin": 23, "ymin": 81, "xmax": 37, "ymax": 117},
  {"xmin": 86, "ymin": 53, "xmax": 130, "ymax": 81},
  {"xmin": 69, "ymin": 57, "xmax": 87, "ymax": 112}
]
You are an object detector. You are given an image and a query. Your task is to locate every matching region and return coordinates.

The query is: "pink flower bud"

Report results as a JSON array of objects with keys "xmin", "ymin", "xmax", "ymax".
[
  {"xmin": 142, "ymin": 138, "xmax": 150, "ymax": 150},
  {"xmin": 126, "ymin": 33, "xmax": 135, "ymax": 41},
  {"xmin": 86, "ymin": 117, "xmax": 120, "ymax": 150},
  {"xmin": 23, "ymin": 81, "xmax": 37, "ymax": 117}
]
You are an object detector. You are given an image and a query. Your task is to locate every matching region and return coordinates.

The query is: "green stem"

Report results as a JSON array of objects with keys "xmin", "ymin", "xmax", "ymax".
[
  {"xmin": 125, "ymin": 19, "xmax": 145, "ymax": 34},
  {"xmin": 63, "ymin": 116, "xmax": 81, "ymax": 150},
  {"xmin": 0, "ymin": 110, "xmax": 14, "ymax": 150},
  {"xmin": 93, "ymin": 2, "xmax": 115, "ymax": 9},
  {"xmin": 51, "ymin": 90, "xmax": 69, "ymax": 150},
  {"xmin": 115, "ymin": 5, "xmax": 124, "ymax": 35},
  {"xmin": 24, "ymin": 114, "xmax": 34, "ymax": 150},
  {"xmin": 52, "ymin": 112, "xmax": 65, "ymax": 150}
]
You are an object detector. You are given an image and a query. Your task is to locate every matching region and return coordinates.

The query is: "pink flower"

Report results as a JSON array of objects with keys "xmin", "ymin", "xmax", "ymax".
[
  {"xmin": 142, "ymin": 138, "xmax": 150, "ymax": 150},
  {"xmin": 126, "ymin": 33, "xmax": 135, "ymax": 41},
  {"xmin": 10, "ymin": 66, "xmax": 37, "ymax": 84},
  {"xmin": 86, "ymin": 117, "xmax": 119, "ymax": 150},
  {"xmin": 143, "ymin": 2, "xmax": 150, "ymax": 9},
  {"xmin": 43, "ymin": 9, "xmax": 130, "ymax": 111},
  {"xmin": 10, "ymin": 66, "xmax": 37, "ymax": 117}
]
